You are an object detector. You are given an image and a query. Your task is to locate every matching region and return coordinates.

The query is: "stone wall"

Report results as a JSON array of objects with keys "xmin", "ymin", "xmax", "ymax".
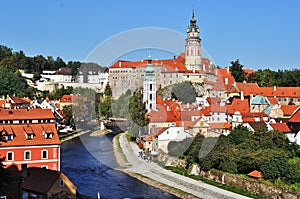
[
  {"xmin": 158, "ymin": 154, "xmax": 300, "ymax": 199},
  {"xmin": 190, "ymin": 164, "xmax": 299, "ymax": 199}
]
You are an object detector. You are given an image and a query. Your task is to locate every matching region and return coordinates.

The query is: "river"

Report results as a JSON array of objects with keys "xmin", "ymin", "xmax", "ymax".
[{"xmin": 60, "ymin": 133, "xmax": 180, "ymax": 199}]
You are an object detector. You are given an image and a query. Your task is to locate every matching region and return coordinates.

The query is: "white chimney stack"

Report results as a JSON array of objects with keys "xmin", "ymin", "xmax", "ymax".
[
  {"xmin": 241, "ymin": 91, "xmax": 244, "ymax": 101},
  {"xmin": 225, "ymin": 77, "xmax": 228, "ymax": 85}
]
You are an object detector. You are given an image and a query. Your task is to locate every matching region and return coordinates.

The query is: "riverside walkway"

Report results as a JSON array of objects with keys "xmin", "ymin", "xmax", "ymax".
[{"xmin": 119, "ymin": 133, "xmax": 251, "ymax": 199}]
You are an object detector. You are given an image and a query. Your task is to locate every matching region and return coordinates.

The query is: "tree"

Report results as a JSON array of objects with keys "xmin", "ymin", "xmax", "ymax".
[
  {"xmin": 127, "ymin": 91, "xmax": 149, "ymax": 138},
  {"xmin": 260, "ymin": 153, "xmax": 299, "ymax": 183},
  {"xmin": 98, "ymin": 97, "xmax": 112, "ymax": 119},
  {"xmin": 104, "ymin": 83, "xmax": 112, "ymax": 98},
  {"xmin": 63, "ymin": 105, "xmax": 73, "ymax": 126},
  {"xmin": 229, "ymin": 59, "xmax": 246, "ymax": 82},
  {"xmin": 171, "ymin": 81, "xmax": 197, "ymax": 103}
]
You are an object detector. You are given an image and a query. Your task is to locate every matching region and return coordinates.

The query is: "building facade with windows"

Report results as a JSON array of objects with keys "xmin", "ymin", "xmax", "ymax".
[{"xmin": 0, "ymin": 109, "xmax": 61, "ymax": 171}]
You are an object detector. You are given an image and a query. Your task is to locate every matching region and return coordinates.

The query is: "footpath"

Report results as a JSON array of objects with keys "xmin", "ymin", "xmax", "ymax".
[{"xmin": 118, "ymin": 133, "xmax": 251, "ymax": 199}]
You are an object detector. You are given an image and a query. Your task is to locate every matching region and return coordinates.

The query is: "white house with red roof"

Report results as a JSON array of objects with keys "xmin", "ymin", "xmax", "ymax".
[
  {"xmin": 144, "ymin": 126, "xmax": 192, "ymax": 153},
  {"xmin": 0, "ymin": 109, "xmax": 61, "ymax": 171}
]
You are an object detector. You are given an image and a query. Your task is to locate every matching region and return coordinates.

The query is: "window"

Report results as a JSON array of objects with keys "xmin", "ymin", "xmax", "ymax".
[
  {"xmin": 41, "ymin": 150, "xmax": 48, "ymax": 159},
  {"xmin": 26, "ymin": 134, "xmax": 34, "ymax": 140},
  {"xmin": 44, "ymin": 133, "xmax": 53, "ymax": 139},
  {"xmin": 7, "ymin": 151, "xmax": 14, "ymax": 161},
  {"xmin": 60, "ymin": 179, "xmax": 64, "ymax": 187},
  {"xmin": 24, "ymin": 150, "xmax": 31, "ymax": 160},
  {"xmin": 41, "ymin": 165, "xmax": 48, "ymax": 169},
  {"xmin": 6, "ymin": 134, "xmax": 13, "ymax": 141}
]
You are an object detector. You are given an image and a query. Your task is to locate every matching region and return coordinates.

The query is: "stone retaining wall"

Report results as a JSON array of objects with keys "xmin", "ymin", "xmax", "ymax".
[{"xmin": 157, "ymin": 153, "xmax": 300, "ymax": 199}]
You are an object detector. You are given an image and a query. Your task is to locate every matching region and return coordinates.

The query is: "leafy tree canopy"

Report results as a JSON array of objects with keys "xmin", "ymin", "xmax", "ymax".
[{"xmin": 229, "ymin": 59, "xmax": 246, "ymax": 82}]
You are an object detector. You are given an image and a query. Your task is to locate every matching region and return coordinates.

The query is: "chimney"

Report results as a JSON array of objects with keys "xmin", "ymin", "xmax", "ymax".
[
  {"xmin": 227, "ymin": 66, "xmax": 230, "ymax": 73},
  {"xmin": 119, "ymin": 62, "xmax": 122, "ymax": 67},
  {"xmin": 241, "ymin": 91, "xmax": 244, "ymax": 101},
  {"xmin": 225, "ymin": 77, "xmax": 228, "ymax": 85},
  {"xmin": 250, "ymin": 93, "xmax": 253, "ymax": 103},
  {"xmin": 274, "ymin": 86, "xmax": 276, "ymax": 91},
  {"xmin": 203, "ymin": 64, "xmax": 206, "ymax": 71}
]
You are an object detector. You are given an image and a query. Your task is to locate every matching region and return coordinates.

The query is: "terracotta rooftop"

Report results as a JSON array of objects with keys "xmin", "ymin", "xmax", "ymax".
[
  {"xmin": 9, "ymin": 96, "xmax": 31, "ymax": 104},
  {"xmin": 270, "ymin": 123, "xmax": 290, "ymax": 133},
  {"xmin": 228, "ymin": 98, "xmax": 250, "ymax": 115},
  {"xmin": 248, "ymin": 170, "xmax": 262, "ymax": 178},
  {"xmin": 0, "ymin": 123, "xmax": 60, "ymax": 147},
  {"xmin": 243, "ymin": 87, "xmax": 300, "ymax": 98},
  {"xmin": 0, "ymin": 109, "xmax": 55, "ymax": 120},
  {"xmin": 281, "ymin": 105, "xmax": 300, "ymax": 116},
  {"xmin": 289, "ymin": 108, "xmax": 300, "ymax": 123}
]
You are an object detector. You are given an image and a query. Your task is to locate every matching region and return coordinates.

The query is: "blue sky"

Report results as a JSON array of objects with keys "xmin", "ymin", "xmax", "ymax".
[{"xmin": 1, "ymin": 0, "xmax": 300, "ymax": 70}]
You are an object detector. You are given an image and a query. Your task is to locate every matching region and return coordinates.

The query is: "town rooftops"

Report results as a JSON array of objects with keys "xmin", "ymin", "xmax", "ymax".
[
  {"xmin": 243, "ymin": 87, "xmax": 300, "ymax": 98},
  {"xmin": 0, "ymin": 109, "xmax": 55, "ymax": 120},
  {"xmin": 0, "ymin": 123, "xmax": 60, "ymax": 147}
]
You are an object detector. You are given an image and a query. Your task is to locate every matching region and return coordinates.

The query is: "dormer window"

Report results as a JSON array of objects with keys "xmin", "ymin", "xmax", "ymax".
[
  {"xmin": 24, "ymin": 126, "xmax": 35, "ymax": 140},
  {"xmin": 43, "ymin": 126, "xmax": 54, "ymax": 139},
  {"xmin": 6, "ymin": 134, "xmax": 14, "ymax": 141},
  {"xmin": 26, "ymin": 133, "xmax": 34, "ymax": 140}
]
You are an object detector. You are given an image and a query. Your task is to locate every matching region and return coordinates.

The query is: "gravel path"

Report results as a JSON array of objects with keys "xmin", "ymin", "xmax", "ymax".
[{"xmin": 118, "ymin": 133, "xmax": 252, "ymax": 199}]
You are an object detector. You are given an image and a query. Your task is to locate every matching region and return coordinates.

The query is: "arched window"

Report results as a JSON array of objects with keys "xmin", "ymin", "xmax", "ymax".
[
  {"xmin": 7, "ymin": 151, "xmax": 14, "ymax": 161},
  {"xmin": 149, "ymin": 84, "xmax": 153, "ymax": 91},
  {"xmin": 24, "ymin": 150, "xmax": 31, "ymax": 160},
  {"xmin": 149, "ymin": 103, "xmax": 152, "ymax": 110},
  {"xmin": 150, "ymin": 94, "xmax": 152, "ymax": 101}
]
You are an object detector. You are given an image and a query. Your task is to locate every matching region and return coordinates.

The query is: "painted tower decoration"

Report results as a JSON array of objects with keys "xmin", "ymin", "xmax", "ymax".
[
  {"xmin": 143, "ymin": 55, "xmax": 156, "ymax": 112},
  {"xmin": 185, "ymin": 10, "xmax": 202, "ymax": 71}
]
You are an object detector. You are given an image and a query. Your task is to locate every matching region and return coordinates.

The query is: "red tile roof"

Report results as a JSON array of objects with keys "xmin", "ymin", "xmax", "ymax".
[
  {"xmin": 9, "ymin": 96, "xmax": 30, "ymax": 104},
  {"xmin": 289, "ymin": 108, "xmax": 300, "ymax": 123},
  {"xmin": 0, "ymin": 100, "xmax": 6, "ymax": 107},
  {"xmin": 143, "ymin": 135, "xmax": 154, "ymax": 141},
  {"xmin": 0, "ymin": 123, "xmax": 60, "ymax": 147},
  {"xmin": 236, "ymin": 82, "xmax": 259, "ymax": 93},
  {"xmin": 110, "ymin": 55, "xmax": 187, "ymax": 72},
  {"xmin": 270, "ymin": 123, "xmax": 290, "ymax": 133},
  {"xmin": 228, "ymin": 98, "xmax": 250, "ymax": 115},
  {"xmin": 281, "ymin": 105, "xmax": 300, "ymax": 116},
  {"xmin": 0, "ymin": 109, "xmax": 55, "ymax": 120},
  {"xmin": 243, "ymin": 87, "xmax": 300, "ymax": 98},
  {"xmin": 248, "ymin": 170, "xmax": 262, "ymax": 178},
  {"xmin": 209, "ymin": 122, "xmax": 231, "ymax": 129},
  {"xmin": 267, "ymin": 98, "xmax": 278, "ymax": 105}
]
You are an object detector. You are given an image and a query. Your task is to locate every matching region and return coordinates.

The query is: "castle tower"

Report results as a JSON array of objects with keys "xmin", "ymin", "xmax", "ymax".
[
  {"xmin": 143, "ymin": 55, "xmax": 156, "ymax": 112},
  {"xmin": 185, "ymin": 10, "xmax": 202, "ymax": 71}
]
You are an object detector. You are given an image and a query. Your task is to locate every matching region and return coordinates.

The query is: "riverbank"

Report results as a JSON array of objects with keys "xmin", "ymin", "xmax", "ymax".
[{"xmin": 112, "ymin": 133, "xmax": 198, "ymax": 199}]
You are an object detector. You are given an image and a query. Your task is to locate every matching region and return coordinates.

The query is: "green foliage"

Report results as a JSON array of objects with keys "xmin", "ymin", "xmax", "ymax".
[
  {"xmin": 0, "ymin": 67, "xmax": 32, "ymax": 97},
  {"xmin": 260, "ymin": 153, "xmax": 300, "ymax": 183},
  {"xmin": 229, "ymin": 59, "xmax": 246, "ymax": 82},
  {"xmin": 104, "ymin": 83, "xmax": 112, "ymax": 98},
  {"xmin": 98, "ymin": 97, "xmax": 112, "ymax": 119},
  {"xmin": 184, "ymin": 133, "xmax": 205, "ymax": 163},
  {"xmin": 48, "ymin": 86, "xmax": 73, "ymax": 100},
  {"xmin": 62, "ymin": 105, "xmax": 73, "ymax": 126},
  {"xmin": 127, "ymin": 90, "xmax": 149, "ymax": 138},
  {"xmin": 168, "ymin": 138, "xmax": 194, "ymax": 157},
  {"xmin": 200, "ymin": 135, "xmax": 237, "ymax": 173},
  {"xmin": 247, "ymin": 68, "xmax": 300, "ymax": 87},
  {"xmin": 111, "ymin": 90, "xmax": 131, "ymax": 118},
  {"xmin": 171, "ymin": 81, "xmax": 197, "ymax": 103}
]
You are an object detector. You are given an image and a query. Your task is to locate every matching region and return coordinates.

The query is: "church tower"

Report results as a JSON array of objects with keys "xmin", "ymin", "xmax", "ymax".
[
  {"xmin": 143, "ymin": 55, "xmax": 156, "ymax": 112},
  {"xmin": 185, "ymin": 10, "xmax": 201, "ymax": 71}
]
